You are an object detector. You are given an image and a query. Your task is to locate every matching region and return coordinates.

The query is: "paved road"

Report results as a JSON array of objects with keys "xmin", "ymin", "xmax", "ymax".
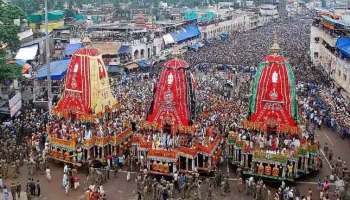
[
  {"xmin": 2, "ymin": 162, "xmax": 138, "ymax": 200},
  {"xmin": 292, "ymin": 127, "xmax": 349, "ymax": 196},
  {"xmin": 1, "ymin": 131, "xmax": 346, "ymax": 200},
  {"xmin": 317, "ymin": 127, "xmax": 350, "ymax": 165}
]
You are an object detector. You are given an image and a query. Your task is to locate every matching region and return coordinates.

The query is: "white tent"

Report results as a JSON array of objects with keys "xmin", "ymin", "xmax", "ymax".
[
  {"xmin": 163, "ymin": 33, "xmax": 175, "ymax": 45},
  {"xmin": 15, "ymin": 44, "xmax": 38, "ymax": 61}
]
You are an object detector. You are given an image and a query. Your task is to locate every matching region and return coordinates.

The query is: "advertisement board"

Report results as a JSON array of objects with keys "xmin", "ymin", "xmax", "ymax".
[{"xmin": 9, "ymin": 92, "xmax": 22, "ymax": 117}]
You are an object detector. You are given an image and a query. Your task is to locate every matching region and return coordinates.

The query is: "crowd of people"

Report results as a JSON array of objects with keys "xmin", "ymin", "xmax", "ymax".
[
  {"xmin": 241, "ymin": 176, "xmax": 343, "ymax": 200},
  {"xmin": 132, "ymin": 168, "xmax": 234, "ymax": 200},
  {"xmin": 0, "ymin": 13, "xmax": 349, "ymax": 200},
  {"xmin": 0, "ymin": 106, "xmax": 49, "ymax": 200},
  {"xmin": 185, "ymin": 16, "xmax": 349, "ymax": 138}
]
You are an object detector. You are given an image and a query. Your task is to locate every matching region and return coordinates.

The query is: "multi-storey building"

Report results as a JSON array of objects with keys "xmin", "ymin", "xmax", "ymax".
[
  {"xmin": 310, "ymin": 12, "xmax": 350, "ymax": 97},
  {"xmin": 199, "ymin": 10, "xmax": 274, "ymax": 40}
]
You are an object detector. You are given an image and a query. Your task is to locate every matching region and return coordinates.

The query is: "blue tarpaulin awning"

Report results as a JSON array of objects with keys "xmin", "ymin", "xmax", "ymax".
[
  {"xmin": 118, "ymin": 45, "xmax": 130, "ymax": 55},
  {"xmin": 170, "ymin": 24, "xmax": 200, "ymax": 43},
  {"xmin": 336, "ymin": 37, "xmax": 350, "ymax": 59},
  {"xmin": 137, "ymin": 59, "xmax": 152, "ymax": 70},
  {"xmin": 36, "ymin": 59, "xmax": 70, "ymax": 80},
  {"xmin": 15, "ymin": 59, "xmax": 27, "ymax": 66},
  {"xmin": 64, "ymin": 43, "xmax": 83, "ymax": 57}
]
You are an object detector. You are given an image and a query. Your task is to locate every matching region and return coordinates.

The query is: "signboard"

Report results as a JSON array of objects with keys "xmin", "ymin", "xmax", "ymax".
[
  {"xmin": 10, "ymin": 100, "xmax": 22, "ymax": 117},
  {"xmin": 9, "ymin": 92, "xmax": 22, "ymax": 117}
]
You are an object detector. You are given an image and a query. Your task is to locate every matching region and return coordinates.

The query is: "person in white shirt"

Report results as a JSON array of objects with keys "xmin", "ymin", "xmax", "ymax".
[
  {"xmin": 63, "ymin": 164, "xmax": 68, "ymax": 174},
  {"xmin": 46, "ymin": 168, "xmax": 52, "ymax": 182}
]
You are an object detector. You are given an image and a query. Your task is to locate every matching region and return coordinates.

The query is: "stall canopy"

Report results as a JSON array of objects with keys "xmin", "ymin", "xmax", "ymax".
[
  {"xmin": 170, "ymin": 24, "xmax": 201, "ymax": 43},
  {"xmin": 64, "ymin": 43, "xmax": 83, "ymax": 57},
  {"xmin": 336, "ymin": 37, "xmax": 350, "ymax": 59},
  {"xmin": 118, "ymin": 45, "xmax": 130, "ymax": 55},
  {"xmin": 163, "ymin": 33, "xmax": 175, "ymax": 45},
  {"xmin": 15, "ymin": 44, "xmax": 39, "ymax": 61},
  {"xmin": 36, "ymin": 59, "xmax": 70, "ymax": 80},
  {"xmin": 15, "ymin": 59, "xmax": 27, "ymax": 66},
  {"xmin": 137, "ymin": 59, "xmax": 152, "ymax": 70}
]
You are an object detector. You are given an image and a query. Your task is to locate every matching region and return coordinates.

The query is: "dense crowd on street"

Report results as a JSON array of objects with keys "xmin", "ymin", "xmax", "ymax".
[
  {"xmin": 183, "ymin": 16, "xmax": 349, "ymax": 199},
  {"xmin": 0, "ymin": 107, "xmax": 48, "ymax": 200},
  {"xmin": 0, "ymin": 14, "xmax": 349, "ymax": 200},
  {"xmin": 184, "ymin": 16, "xmax": 350, "ymax": 138}
]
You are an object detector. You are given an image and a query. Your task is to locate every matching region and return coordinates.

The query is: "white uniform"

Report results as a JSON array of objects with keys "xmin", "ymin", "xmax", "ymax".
[{"xmin": 46, "ymin": 168, "xmax": 52, "ymax": 181}]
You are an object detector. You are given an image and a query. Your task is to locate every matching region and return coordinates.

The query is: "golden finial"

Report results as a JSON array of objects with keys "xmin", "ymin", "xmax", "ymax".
[{"xmin": 270, "ymin": 34, "xmax": 280, "ymax": 55}]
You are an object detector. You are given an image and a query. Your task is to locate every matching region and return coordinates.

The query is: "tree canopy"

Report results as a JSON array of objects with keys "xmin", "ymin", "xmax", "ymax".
[
  {"xmin": 0, "ymin": 0, "xmax": 24, "ymax": 81},
  {"xmin": 0, "ymin": 0, "xmax": 24, "ymax": 52}
]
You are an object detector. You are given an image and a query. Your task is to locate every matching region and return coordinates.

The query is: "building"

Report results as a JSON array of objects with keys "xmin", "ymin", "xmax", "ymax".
[
  {"xmin": 0, "ymin": 80, "xmax": 22, "ymax": 117},
  {"xmin": 277, "ymin": 0, "xmax": 287, "ymax": 17},
  {"xmin": 114, "ymin": 8, "xmax": 132, "ymax": 20},
  {"xmin": 200, "ymin": 11, "xmax": 273, "ymax": 40},
  {"xmin": 27, "ymin": 10, "xmax": 65, "ymax": 33},
  {"xmin": 80, "ymin": 3, "xmax": 115, "ymax": 24},
  {"xmin": 310, "ymin": 12, "xmax": 350, "ymax": 97},
  {"xmin": 28, "ymin": 6, "xmax": 276, "ymax": 70},
  {"xmin": 17, "ymin": 29, "xmax": 34, "ymax": 44},
  {"xmin": 259, "ymin": 4, "xmax": 279, "ymax": 18}
]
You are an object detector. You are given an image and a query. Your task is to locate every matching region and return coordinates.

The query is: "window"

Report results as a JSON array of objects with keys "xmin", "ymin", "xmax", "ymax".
[
  {"xmin": 314, "ymin": 52, "xmax": 319, "ymax": 58},
  {"xmin": 344, "ymin": 73, "xmax": 347, "ymax": 81},
  {"xmin": 314, "ymin": 37, "xmax": 320, "ymax": 43}
]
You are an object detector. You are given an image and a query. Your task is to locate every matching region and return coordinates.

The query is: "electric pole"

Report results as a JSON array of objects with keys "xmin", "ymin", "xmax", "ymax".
[{"xmin": 45, "ymin": 0, "xmax": 52, "ymax": 112}]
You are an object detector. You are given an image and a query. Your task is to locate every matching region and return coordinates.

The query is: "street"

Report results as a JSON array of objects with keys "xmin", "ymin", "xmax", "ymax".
[{"xmin": 1, "ymin": 126, "xmax": 347, "ymax": 200}]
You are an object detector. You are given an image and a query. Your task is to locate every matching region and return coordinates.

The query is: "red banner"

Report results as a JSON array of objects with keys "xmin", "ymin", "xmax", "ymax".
[
  {"xmin": 249, "ymin": 55, "xmax": 297, "ymax": 132},
  {"xmin": 147, "ymin": 59, "xmax": 191, "ymax": 129}
]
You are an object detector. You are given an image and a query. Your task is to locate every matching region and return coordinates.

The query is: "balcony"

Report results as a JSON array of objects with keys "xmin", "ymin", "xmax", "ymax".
[
  {"xmin": 311, "ymin": 26, "xmax": 338, "ymax": 47},
  {"xmin": 334, "ymin": 59, "xmax": 350, "ymax": 93}
]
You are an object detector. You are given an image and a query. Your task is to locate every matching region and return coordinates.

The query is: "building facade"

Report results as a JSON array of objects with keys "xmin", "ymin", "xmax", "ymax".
[
  {"xmin": 129, "ymin": 38, "xmax": 163, "ymax": 61},
  {"xmin": 200, "ymin": 12, "xmax": 273, "ymax": 40},
  {"xmin": 310, "ymin": 23, "xmax": 350, "ymax": 97}
]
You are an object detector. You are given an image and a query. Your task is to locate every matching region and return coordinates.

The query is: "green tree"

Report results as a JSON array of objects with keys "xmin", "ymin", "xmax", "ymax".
[
  {"xmin": 0, "ymin": 0, "xmax": 24, "ymax": 52},
  {"xmin": 0, "ymin": 0, "xmax": 24, "ymax": 80},
  {"xmin": 0, "ymin": 58, "xmax": 22, "ymax": 81}
]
